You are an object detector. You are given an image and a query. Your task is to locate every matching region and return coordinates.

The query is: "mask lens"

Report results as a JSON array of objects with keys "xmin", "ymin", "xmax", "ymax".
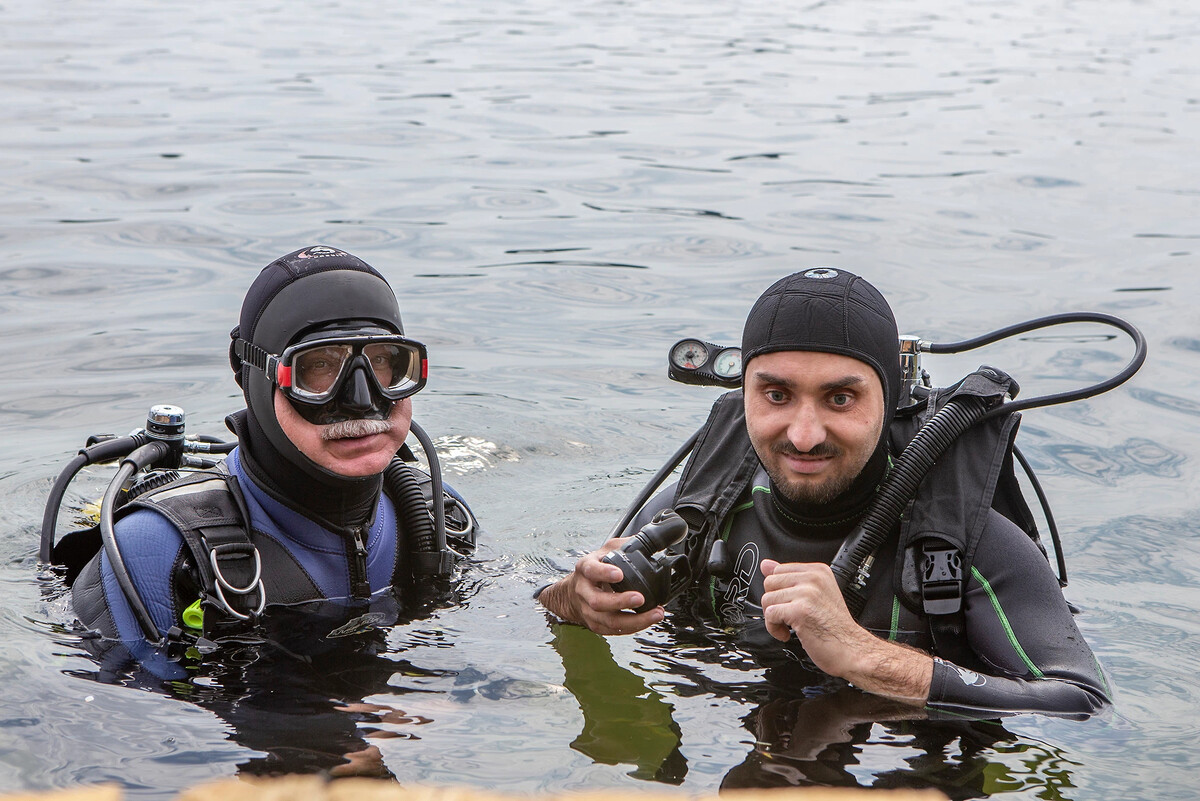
[
  {"xmin": 292, "ymin": 344, "xmax": 354, "ymax": 398},
  {"xmin": 363, "ymin": 342, "xmax": 421, "ymax": 394}
]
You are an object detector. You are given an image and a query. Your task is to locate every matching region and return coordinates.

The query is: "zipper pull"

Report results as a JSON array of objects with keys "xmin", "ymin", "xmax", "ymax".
[{"xmin": 350, "ymin": 526, "xmax": 371, "ymax": 599}]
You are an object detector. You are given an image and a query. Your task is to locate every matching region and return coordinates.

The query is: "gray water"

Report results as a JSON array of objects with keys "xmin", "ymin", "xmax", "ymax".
[{"xmin": 1, "ymin": 0, "xmax": 1198, "ymax": 797}]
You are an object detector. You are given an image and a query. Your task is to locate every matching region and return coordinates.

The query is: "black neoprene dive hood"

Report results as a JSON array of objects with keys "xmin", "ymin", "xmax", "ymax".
[
  {"xmin": 741, "ymin": 267, "xmax": 901, "ymax": 416},
  {"xmin": 227, "ymin": 246, "xmax": 407, "ymax": 521}
]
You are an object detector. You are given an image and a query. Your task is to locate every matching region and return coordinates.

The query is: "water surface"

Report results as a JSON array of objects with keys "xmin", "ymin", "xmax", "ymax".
[{"xmin": 1, "ymin": 0, "xmax": 1198, "ymax": 798}]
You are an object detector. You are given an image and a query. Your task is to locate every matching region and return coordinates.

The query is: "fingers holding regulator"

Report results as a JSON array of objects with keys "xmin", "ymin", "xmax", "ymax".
[
  {"xmin": 591, "ymin": 605, "xmax": 664, "ymax": 636},
  {"xmin": 577, "ymin": 549, "xmax": 626, "ymax": 587}
]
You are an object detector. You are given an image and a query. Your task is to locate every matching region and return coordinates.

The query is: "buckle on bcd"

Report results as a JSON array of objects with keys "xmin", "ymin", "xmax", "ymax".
[
  {"xmin": 921, "ymin": 542, "xmax": 963, "ymax": 616},
  {"xmin": 208, "ymin": 542, "xmax": 266, "ymax": 620}
]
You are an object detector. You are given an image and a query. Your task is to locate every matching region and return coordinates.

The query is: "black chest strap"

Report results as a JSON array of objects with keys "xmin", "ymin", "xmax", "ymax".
[
  {"xmin": 671, "ymin": 391, "xmax": 760, "ymax": 579},
  {"xmin": 122, "ymin": 471, "xmax": 267, "ymax": 634}
]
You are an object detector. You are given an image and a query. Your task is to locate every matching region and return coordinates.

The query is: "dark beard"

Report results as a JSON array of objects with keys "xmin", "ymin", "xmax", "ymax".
[
  {"xmin": 765, "ymin": 461, "xmax": 858, "ymax": 506},
  {"xmin": 764, "ymin": 441, "xmax": 856, "ymax": 506},
  {"xmin": 765, "ymin": 441, "xmax": 892, "ymax": 524}
]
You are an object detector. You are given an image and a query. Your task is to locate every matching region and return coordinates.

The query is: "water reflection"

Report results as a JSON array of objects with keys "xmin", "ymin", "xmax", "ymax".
[
  {"xmin": 724, "ymin": 693, "xmax": 1083, "ymax": 800},
  {"xmin": 551, "ymin": 620, "xmax": 1086, "ymax": 798},
  {"xmin": 1130, "ymin": 388, "xmax": 1200, "ymax": 419},
  {"xmin": 551, "ymin": 625, "xmax": 686, "ymax": 784},
  {"xmin": 62, "ymin": 598, "xmax": 462, "ymax": 779}
]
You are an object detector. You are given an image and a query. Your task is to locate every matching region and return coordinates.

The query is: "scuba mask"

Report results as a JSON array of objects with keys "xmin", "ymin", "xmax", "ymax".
[{"xmin": 234, "ymin": 325, "xmax": 428, "ymax": 425}]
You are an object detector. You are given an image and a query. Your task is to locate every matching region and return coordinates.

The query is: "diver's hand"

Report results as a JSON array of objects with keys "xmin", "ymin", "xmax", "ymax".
[
  {"xmin": 538, "ymin": 539, "xmax": 665, "ymax": 636},
  {"xmin": 760, "ymin": 559, "xmax": 932, "ymax": 704}
]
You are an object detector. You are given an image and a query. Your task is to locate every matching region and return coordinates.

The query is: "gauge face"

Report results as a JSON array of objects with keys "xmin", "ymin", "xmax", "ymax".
[
  {"xmin": 713, "ymin": 348, "xmax": 742, "ymax": 379},
  {"xmin": 671, "ymin": 339, "xmax": 709, "ymax": 370}
]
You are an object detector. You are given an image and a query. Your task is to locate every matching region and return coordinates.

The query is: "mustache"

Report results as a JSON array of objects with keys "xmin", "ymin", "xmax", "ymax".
[
  {"xmin": 772, "ymin": 441, "xmax": 842, "ymax": 459},
  {"xmin": 320, "ymin": 417, "xmax": 394, "ymax": 441}
]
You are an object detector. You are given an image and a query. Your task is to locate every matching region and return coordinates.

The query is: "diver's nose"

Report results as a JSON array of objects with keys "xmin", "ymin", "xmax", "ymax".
[
  {"xmin": 787, "ymin": 400, "xmax": 827, "ymax": 453},
  {"xmin": 339, "ymin": 365, "xmax": 375, "ymax": 413}
]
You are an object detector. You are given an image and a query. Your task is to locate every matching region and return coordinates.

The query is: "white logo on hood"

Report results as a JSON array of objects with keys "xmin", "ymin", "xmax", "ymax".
[{"xmin": 803, "ymin": 268, "xmax": 839, "ymax": 279}]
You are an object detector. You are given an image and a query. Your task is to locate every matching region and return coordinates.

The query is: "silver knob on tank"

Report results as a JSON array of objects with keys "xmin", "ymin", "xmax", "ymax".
[
  {"xmin": 898, "ymin": 336, "xmax": 929, "ymax": 406},
  {"xmin": 145, "ymin": 404, "xmax": 186, "ymax": 441}
]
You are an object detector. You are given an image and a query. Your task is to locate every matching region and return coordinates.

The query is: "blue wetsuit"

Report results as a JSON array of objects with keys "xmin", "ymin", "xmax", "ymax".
[{"xmin": 72, "ymin": 448, "xmax": 416, "ymax": 665}]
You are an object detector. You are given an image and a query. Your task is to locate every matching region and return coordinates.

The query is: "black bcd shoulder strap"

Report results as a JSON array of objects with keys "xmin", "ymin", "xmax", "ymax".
[
  {"xmin": 671, "ymin": 390, "xmax": 760, "ymax": 578},
  {"xmin": 121, "ymin": 469, "xmax": 270, "ymax": 638},
  {"xmin": 892, "ymin": 367, "xmax": 1045, "ymax": 662}
]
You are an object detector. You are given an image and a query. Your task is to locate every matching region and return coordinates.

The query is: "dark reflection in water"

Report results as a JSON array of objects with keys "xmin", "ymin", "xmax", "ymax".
[
  {"xmin": 722, "ymin": 693, "xmax": 1029, "ymax": 799},
  {"xmin": 552, "ymin": 625, "xmax": 687, "ymax": 784},
  {"xmin": 1129, "ymin": 388, "xmax": 1200, "ymax": 419},
  {"xmin": 62, "ymin": 595, "xmax": 465, "ymax": 780},
  {"xmin": 549, "ymin": 618, "xmax": 1084, "ymax": 799}
]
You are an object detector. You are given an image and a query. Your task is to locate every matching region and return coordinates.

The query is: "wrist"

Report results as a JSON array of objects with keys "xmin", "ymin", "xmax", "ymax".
[{"xmin": 846, "ymin": 635, "xmax": 933, "ymax": 704}]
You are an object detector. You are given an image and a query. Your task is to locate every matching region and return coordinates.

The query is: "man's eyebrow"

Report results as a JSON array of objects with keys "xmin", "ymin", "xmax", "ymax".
[
  {"xmin": 751, "ymin": 371, "xmax": 868, "ymax": 392},
  {"xmin": 749, "ymin": 371, "xmax": 790, "ymax": 388},
  {"xmin": 821, "ymin": 374, "xmax": 867, "ymax": 392}
]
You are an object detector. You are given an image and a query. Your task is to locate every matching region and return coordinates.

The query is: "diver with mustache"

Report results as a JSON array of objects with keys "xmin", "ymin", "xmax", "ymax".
[{"xmin": 69, "ymin": 246, "xmax": 476, "ymax": 660}]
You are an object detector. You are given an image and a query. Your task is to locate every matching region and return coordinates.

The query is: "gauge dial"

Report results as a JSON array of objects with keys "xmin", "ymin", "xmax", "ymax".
[
  {"xmin": 671, "ymin": 340, "xmax": 709, "ymax": 370},
  {"xmin": 713, "ymin": 348, "xmax": 742, "ymax": 379}
]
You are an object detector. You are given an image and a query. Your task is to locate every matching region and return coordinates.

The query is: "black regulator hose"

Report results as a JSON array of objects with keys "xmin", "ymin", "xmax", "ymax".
[
  {"xmin": 1013, "ymin": 444, "xmax": 1068, "ymax": 587},
  {"xmin": 383, "ymin": 419, "xmax": 450, "ymax": 576},
  {"xmin": 929, "ymin": 311, "xmax": 1147, "ymax": 419},
  {"xmin": 608, "ymin": 430, "xmax": 701, "ymax": 542},
  {"xmin": 99, "ymin": 440, "xmax": 172, "ymax": 645},
  {"xmin": 40, "ymin": 434, "xmax": 148, "ymax": 563},
  {"xmin": 409, "ymin": 420, "xmax": 446, "ymax": 555},
  {"xmin": 184, "ymin": 439, "xmax": 237, "ymax": 455},
  {"xmin": 830, "ymin": 394, "xmax": 992, "ymax": 617},
  {"xmin": 828, "ymin": 312, "xmax": 1146, "ymax": 613},
  {"xmin": 383, "ymin": 458, "xmax": 442, "ymax": 573},
  {"xmin": 40, "ymin": 453, "xmax": 90, "ymax": 564}
]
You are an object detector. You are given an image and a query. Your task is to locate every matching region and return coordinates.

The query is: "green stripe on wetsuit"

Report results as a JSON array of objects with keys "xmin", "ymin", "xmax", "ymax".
[{"xmin": 971, "ymin": 565, "xmax": 1045, "ymax": 679}]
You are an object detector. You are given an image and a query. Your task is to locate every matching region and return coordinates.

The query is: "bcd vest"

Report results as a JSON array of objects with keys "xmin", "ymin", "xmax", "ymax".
[
  {"xmin": 63, "ymin": 457, "xmax": 474, "ymax": 647},
  {"xmin": 669, "ymin": 368, "xmax": 1047, "ymax": 663}
]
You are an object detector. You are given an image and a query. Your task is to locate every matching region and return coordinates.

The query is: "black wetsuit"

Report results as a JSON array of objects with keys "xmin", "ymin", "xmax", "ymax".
[{"xmin": 628, "ymin": 465, "xmax": 1111, "ymax": 718}]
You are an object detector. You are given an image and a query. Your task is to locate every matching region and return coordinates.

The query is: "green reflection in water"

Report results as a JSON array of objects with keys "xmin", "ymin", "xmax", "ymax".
[{"xmin": 551, "ymin": 623, "xmax": 687, "ymax": 784}]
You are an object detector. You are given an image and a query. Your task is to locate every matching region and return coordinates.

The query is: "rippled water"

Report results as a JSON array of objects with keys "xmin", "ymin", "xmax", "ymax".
[{"xmin": 2, "ymin": 0, "xmax": 1198, "ymax": 797}]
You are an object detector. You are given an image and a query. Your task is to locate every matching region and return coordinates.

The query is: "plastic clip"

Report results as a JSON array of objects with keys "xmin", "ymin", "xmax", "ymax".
[{"xmin": 921, "ymin": 543, "xmax": 963, "ymax": 616}]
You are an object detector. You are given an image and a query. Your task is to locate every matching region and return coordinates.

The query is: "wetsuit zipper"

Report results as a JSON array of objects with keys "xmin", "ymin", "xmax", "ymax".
[{"xmin": 349, "ymin": 526, "xmax": 371, "ymax": 599}]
